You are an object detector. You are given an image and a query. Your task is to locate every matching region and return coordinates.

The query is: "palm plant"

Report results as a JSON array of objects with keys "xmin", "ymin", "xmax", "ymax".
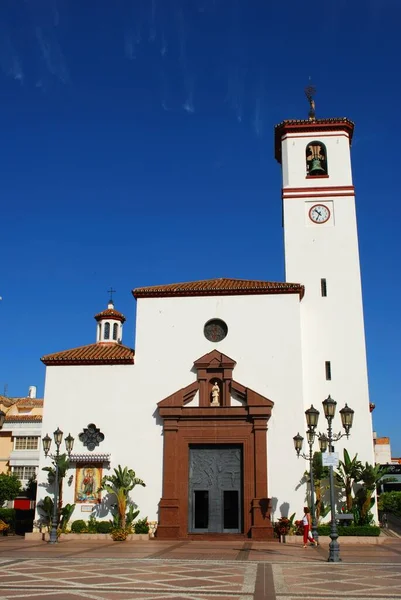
[
  {"xmin": 311, "ymin": 452, "xmax": 330, "ymax": 520},
  {"xmin": 42, "ymin": 453, "xmax": 70, "ymax": 513},
  {"xmin": 98, "ymin": 465, "xmax": 145, "ymax": 529},
  {"xmin": 335, "ymin": 449, "xmax": 363, "ymax": 512},
  {"xmin": 354, "ymin": 463, "xmax": 388, "ymax": 524},
  {"xmin": 36, "ymin": 495, "xmax": 54, "ymax": 532}
]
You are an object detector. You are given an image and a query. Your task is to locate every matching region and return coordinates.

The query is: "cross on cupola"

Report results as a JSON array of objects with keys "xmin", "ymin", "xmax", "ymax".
[{"xmin": 94, "ymin": 290, "xmax": 126, "ymax": 344}]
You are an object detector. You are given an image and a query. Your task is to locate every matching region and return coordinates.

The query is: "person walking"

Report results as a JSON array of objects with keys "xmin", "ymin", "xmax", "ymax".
[{"xmin": 302, "ymin": 507, "xmax": 318, "ymax": 548}]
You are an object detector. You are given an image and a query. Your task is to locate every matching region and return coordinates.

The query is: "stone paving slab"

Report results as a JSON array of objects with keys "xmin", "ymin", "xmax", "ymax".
[
  {"xmin": 0, "ymin": 538, "xmax": 401, "ymax": 599},
  {"xmin": 0, "ymin": 557, "xmax": 257, "ymax": 600}
]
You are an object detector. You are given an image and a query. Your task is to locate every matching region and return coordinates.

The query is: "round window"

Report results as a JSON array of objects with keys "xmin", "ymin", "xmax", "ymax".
[{"xmin": 204, "ymin": 319, "xmax": 228, "ymax": 343}]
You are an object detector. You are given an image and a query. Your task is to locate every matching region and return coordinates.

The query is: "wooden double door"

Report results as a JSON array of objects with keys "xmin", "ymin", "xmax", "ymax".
[{"xmin": 188, "ymin": 445, "xmax": 242, "ymax": 534}]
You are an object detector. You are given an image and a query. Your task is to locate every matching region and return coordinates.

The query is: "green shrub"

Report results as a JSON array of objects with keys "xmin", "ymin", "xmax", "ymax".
[
  {"xmin": 71, "ymin": 519, "xmax": 87, "ymax": 533},
  {"xmin": 86, "ymin": 514, "xmax": 97, "ymax": 533},
  {"xmin": 0, "ymin": 508, "xmax": 16, "ymax": 531},
  {"xmin": 96, "ymin": 521, "xmax": 113, "ymax": 534},
  {"xmin": 134, "ymin": 517, "xmax": 149, "ymax": 534},
  {"xmin": 317, "ymin": 525, "xmax": 380, "ymax": 537},
  {"xmin": 378, "ymin": 491, "xmax": 401, "ymax": 517}
]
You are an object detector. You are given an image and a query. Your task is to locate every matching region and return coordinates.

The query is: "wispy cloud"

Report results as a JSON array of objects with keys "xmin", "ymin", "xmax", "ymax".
[
  {"xmin": 0, "ymin": 35, "xmax": 24, "ymax": 84},
  {"xmin": 35, "ymin": 26, "xmax": 69, "ymax": 84}
]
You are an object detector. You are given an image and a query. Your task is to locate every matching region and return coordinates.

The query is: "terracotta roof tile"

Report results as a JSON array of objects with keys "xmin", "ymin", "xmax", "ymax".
[
  {"xmin": 4, "ymin": 415, "xmax": 42, "ymax": 423},
  {"xmin": 41, "ymin": 342, "xmax": 135, "ymax": 366},
  {"xmin": 133, "ymin": 277, "xmax": 304, "ymax": 299},
  {"xmin": 94, "ymin": 308, "xmax": 126, "ymax": 323},
  {"xmin": 0, "ymin": 396, "xmax": 17, "ymax": 408},
  {"xmin": 274, "ymin": 117, "xmax": 354, "ymax": 163},
  {"xmin": 1, "ymin": 396, "xmax": 43, "ymax": 408},
  {"xmin": 14, "ymin": 398, "xmax": 44, "ymax": 408}
]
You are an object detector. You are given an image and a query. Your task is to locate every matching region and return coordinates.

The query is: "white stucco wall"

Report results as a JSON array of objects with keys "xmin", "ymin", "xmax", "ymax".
[
  {"xmin": 281, "ymin": 131, "xmax": 353, "ymax": 189},
  {"xmin": 282, "ymin": 130, "xmax": 374, "ymax": 470},
  {"xmin": 374, "ymin": 442, "xmax": 392, "ymax": 465},
  {"xmin": 37, "ymin": 292, "xmax": 308, "ymax": 525}
]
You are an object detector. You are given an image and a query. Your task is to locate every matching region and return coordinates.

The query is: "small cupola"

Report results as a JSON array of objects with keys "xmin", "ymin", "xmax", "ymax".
[{"xmin": 94, "ymin": 297, "xmax": 126, "ymax": 344}]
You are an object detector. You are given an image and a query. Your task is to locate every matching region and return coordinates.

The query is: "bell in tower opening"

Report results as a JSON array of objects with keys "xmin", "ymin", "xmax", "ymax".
[{"xmin": 306, "ymin": 141, "xmax": 328, "ymax": 176}]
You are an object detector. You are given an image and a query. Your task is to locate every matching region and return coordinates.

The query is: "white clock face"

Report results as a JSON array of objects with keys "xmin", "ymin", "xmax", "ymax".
[{"xmin": 309, "ymin": 204, "xmax": 330, "ymax": 224}]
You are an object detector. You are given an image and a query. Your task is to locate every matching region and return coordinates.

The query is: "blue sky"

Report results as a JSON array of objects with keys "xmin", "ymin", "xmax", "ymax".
[{"xmin": 1, "ymin": 0, "xmax": 400, "ymax": 454}]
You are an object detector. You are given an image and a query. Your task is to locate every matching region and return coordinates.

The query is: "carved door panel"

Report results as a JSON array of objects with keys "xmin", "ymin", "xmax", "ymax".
[{"xmin": 188, "ymin": 445, "xmax": 242, "ymax": 533}]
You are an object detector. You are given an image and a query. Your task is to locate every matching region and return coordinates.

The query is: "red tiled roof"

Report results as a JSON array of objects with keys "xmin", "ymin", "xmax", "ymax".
[
  {"xmin": 94, "ymin": 308, "xmax": 126, "ymax": 323},
  {"xmin": 133, "ymin": 277, "xmax": 304, "ymax": 299},
  {"xmin": 1, "ymin": 396, "xmax": 43, "ymax": 408},
  {"xmin": 274, "ymin": 117, "xmax": 355, "ymax": 163},
  {"xmin": 41, "ymin": 342, "xmax": 135, "ymax": 366},
  {"xmin": 4, "ymin": 415, "xmax": 42, "ymax": 423},
  {"xmin": 14, "ymin": 398, "xmax": 43, "ymax": 408},
  {"xmin": 0, "ymin": 396, "xmax": 16, "ymax": 408}
]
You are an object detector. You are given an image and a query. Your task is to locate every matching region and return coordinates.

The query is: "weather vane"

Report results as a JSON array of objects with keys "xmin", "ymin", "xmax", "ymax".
[{"xmin": 305, "ymin": 82, "xmax": 316, "ymax": 121}]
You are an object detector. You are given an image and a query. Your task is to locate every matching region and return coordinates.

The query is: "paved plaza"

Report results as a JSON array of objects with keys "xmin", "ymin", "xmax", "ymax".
[{"xmin": 0, "ymin": 537, "xmax": 401, "ymax": 600}]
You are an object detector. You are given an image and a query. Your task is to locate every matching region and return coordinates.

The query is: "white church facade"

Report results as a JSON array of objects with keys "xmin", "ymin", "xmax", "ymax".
[{"xmin": 36, "ymin": 111, "xmax": 375, "ymax": 539}]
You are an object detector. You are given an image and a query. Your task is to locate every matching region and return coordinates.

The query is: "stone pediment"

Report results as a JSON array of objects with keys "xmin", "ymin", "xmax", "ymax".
[
  {"xmin": 158, "ymin": 350, "xmax": 273, "ymax": 413},
  {"xmin": 193, "ymin": 350, "xmax": 236, "ymax": 370}
]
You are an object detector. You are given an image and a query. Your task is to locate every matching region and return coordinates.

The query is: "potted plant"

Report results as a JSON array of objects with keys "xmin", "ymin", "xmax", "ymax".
[{"xmin": 275, "ymin": 514, "xmax": 295, "ymax": 543}]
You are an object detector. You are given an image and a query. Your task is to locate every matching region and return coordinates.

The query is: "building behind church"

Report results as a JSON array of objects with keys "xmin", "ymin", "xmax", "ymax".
[{"xmin": 35, "ymin": 105, "xmax": 375, "ymax": 538}]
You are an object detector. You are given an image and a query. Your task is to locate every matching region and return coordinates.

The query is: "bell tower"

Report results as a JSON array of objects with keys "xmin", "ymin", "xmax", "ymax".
[{"xmin": 274, "ymin": 89, "xmax": 374, "ymax": 463}]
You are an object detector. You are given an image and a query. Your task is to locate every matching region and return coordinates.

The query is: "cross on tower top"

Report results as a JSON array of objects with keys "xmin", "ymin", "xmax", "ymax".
[{"xmin": 107, "ymin": 287, "xmax": 116, "ymax": 302}]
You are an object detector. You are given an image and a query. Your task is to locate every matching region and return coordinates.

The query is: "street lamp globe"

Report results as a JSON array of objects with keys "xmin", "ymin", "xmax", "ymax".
[
  {"xmin": 322, "ymin": 395, "xmax": 337, "ymax": 420},
  {"xmin": 305, "ymin": 405, "xmax": 319, "ymax": 429},
  {"xmin": 65, "ymin": 433, "xmax": 75, "ymax": 455},
  {"xmin": 318, "ymin": 433, "xmax": 329, "ymax": 453},
  {"xmin": 293, "ymin": 432, "xmax": 304, "ymax": 455},
  {"xmin": 307, "ymin": 429, "xmax": 315, "ymax": 445},
  {"xmin": 53, "ymin": 428, "xmax": 63, "ymax": 447},
  {"xmin": 339, "ymin": 404, "xmax": 354, "ymax": 435},
  {"xmin": 42, "ymin": 434, "xmax": 52, "ymax": 456}
]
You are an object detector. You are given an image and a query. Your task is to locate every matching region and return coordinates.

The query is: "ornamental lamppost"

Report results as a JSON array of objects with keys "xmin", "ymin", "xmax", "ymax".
[
  {"xmin": 293, "ymin": 404, "xmax": 320, "ymax": 543},
  {"xmin": 42, "ymin": 428, "xmax": 74, "ymax": 544},
  {"xmin": 319, "ymin": 395, "xmax": 354, "ymax": 563}
]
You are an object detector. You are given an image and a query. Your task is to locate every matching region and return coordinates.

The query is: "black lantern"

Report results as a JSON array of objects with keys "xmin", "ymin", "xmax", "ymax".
[
  {"xmin": 339, "ymin": 404, "xmax": 354, "ymax": 435},
  {"xmin": 293, "ymin": 432, "xmax": 304, "ymax": 455},
  {"xmin": 318, "ymin": 433, "xmax": 329, "ymax": 453},
  {"xmin": 65, "ymin": 433, "xmax": 75, "ymax": 455},
  {"xmin": 305, "ymin": 405, "xmax": 320, "ymax": 429},
  {"xmin": 322, "ymin": 395, "xmax": 337, "ymax": 420},
  {"xmin": 42, "ymin": 434, "xmax": 52, "ymax": 456},
  {"xmin": 53, "ymin": 427, "xmax": 63, "ymax": 447},
  {"xmin": 0, "ymin": 409, "xmax": 6, "ymax": 429}
]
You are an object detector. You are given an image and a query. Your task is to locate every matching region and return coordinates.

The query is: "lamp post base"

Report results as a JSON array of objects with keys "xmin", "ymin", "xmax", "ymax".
[{"xmin": 327, "ymin": 538, "xmax": 341, "ymax": 562}]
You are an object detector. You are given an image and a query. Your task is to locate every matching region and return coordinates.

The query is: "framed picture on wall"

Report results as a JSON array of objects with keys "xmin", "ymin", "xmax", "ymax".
[{"xmin": 74, "ymin": 465, "xmax": 102, "ymax": 504}]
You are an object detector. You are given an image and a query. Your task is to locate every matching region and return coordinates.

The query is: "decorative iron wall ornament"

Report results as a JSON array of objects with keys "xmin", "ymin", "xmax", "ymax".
[{"xmin": 79, "ymin": 423, "xmax": 105, "ymax": 451}]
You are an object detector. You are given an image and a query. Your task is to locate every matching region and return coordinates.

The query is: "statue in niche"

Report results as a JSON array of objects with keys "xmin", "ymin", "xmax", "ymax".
[
  {"xmin": 306, "ymin": 141, "xmax": 328, "ymax": 177},
  {"xmin": 211, "ymin": 381, "xmax": 220, "ymax": 406}
]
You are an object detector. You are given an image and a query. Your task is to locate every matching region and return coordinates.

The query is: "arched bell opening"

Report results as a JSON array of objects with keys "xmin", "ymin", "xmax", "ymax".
[{"xmin": 306, "ymin": 140, "xmax": 328, "ymax": 177}]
